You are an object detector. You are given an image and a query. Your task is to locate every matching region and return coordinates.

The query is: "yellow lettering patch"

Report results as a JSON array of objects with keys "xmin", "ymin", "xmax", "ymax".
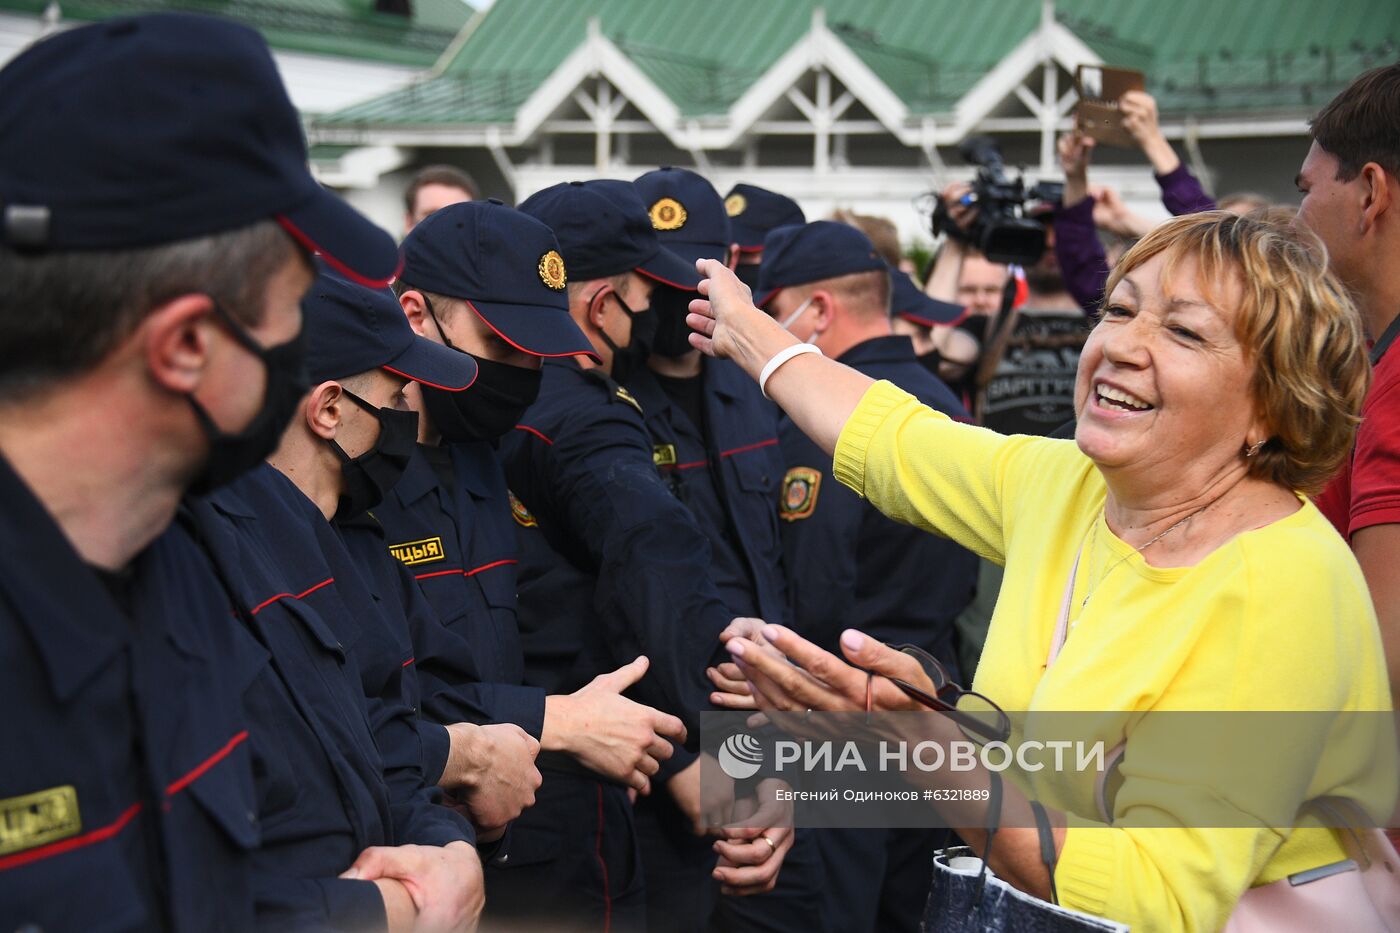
[
  {"xmin": 0, "ymin": 785, "xmax": 80, "ymax": 857},
  {"xmin": 779, "ymin": 467, "xmax": 821, "ymax": 522},
  {"xmin": 508, "ymin": 491, "xmax": 538, "ymax": 529},
  {"xmin": 652, "ymin": 444, "xmax": 677, "ymax": 467},
  {"xmin": 388, "ymin": 536, "xmax": 445, "ymax": 567}
]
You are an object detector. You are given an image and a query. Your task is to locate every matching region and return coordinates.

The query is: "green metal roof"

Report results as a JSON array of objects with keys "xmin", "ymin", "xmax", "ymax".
[
  {"xmin": 0, "ymin": 0, "xmax": 473, "ymax": 66},
  {"xmin": 317, "ymin": 0, "xmax": 1399, "ymax": 128}
]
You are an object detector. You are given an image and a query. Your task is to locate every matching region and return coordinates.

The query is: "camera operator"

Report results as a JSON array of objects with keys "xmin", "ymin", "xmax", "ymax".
[{"xmin": 917, "ymin": 199, "xmax": 1012, "ymax": 406}]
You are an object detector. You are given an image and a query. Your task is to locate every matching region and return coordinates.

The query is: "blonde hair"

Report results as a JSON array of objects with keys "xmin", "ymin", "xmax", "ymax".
[{"xmin": 1104, "ymin": 211, "xmax": 1369, "ymax": 495}]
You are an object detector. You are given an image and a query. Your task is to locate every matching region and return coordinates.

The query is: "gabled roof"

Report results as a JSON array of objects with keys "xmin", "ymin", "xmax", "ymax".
[
  {"xmin": 314, "ymin": 0, "xmax": 1399, "ymax": 135},
  {"xmin": 0, "ymin": 0, "xmax": 473, "ymax": 66}
]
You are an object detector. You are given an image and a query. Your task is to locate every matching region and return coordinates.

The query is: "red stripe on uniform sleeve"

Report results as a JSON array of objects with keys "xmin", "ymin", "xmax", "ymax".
[
  {"xmin": 248, "ymin": 578, "xmax": 335, "ymax": 616},
  {"xmin": 464, "ymin": 559, "xmax": 517, "ymax": 577},
  {"xmin": 513, "ymin": 424, "xmax": 554, "ymax": 445},
  {"xmin": 719, "ymin": 438, "xmax": 778, "ymax": 458},
  {"xmin": 164, "ymin": 730, "xmax": 250, "ymax": 797},
  {"xmin": 0, "ymin": 802, "xmax": 144, "ymax": 872}
]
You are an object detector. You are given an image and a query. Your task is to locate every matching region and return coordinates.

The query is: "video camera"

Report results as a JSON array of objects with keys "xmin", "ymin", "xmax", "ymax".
[{"xmin": 930, "ymin": 136, "xmax": 1064, "ymax": 266}]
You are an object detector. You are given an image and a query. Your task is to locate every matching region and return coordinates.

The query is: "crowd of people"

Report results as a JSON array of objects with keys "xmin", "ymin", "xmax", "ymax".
[{"xmin": 0, "ymin": 11, "xmax": 1397, "ymax": 933}]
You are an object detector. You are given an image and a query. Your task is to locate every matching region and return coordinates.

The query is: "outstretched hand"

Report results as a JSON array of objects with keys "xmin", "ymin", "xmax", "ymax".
[
  {"xmin": 687, "ymin": 258, "xmax": 785, "ymax": 369},
  {"xmin": 725, "ymin": 625, "xmax": 933, "ymax": 715}
]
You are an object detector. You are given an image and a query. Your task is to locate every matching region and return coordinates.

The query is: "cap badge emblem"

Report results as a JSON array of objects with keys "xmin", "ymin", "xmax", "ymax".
[
  {"xmin": 538, "ymin": 250, "xmax": 567, "ymax": 290},
  {"xmin": 649, "ymin": 198, "xmax": 687, "ymax": 231},
  {"xmin": 724, "ymin": 193, "xmax": 747, "ymax": 217}
]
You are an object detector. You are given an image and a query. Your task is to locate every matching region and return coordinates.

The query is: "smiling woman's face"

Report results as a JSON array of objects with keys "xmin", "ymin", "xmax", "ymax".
[{"xmin": 1074, "ymin": 251, "xmax": 1268, "ymax": 480}]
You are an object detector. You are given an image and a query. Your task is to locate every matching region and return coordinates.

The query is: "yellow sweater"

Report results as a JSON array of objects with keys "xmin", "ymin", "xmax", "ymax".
[{"xmin": 833, "ymin": 380, "xmax": 1395, "ymax": 933}]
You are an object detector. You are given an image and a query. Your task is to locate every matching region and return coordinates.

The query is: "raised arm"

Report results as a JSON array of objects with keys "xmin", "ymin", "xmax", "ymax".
[
  {"xmin": 687, "ymin": 259, "xmax": 1051, "ymax": 564},
  {"xmin": 686, "ymin": 259, "xmax": 873, "ymax": 456}
]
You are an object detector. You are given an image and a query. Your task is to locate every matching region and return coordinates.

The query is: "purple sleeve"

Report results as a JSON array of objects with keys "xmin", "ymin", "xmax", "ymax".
[
  {"xmin": 1053, "ymin": 197, "xmax": 1108, "ymax": 315},
  {"xmin": 1155, "ymin": 163, "xmax": 1217, "ymax": 216}
]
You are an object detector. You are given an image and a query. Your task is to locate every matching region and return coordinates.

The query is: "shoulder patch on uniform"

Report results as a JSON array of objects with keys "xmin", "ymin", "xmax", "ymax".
[
  {"xmin": 388, "ymin": 536, "xmax": 445, "ymax": 566},
  {"xmin": 652, "ymin": 443, "xmax": 677, "ymax": 467},
  {"xmin": 779, "ymin": 467, "xmax": 822, "ymax": 521},
  {"xmin": 614, "ymin": 385, "xmax": 644, "ymax": 414},
  {"xmin": 508, "ymin": 491, "xmax": 538, "ymax": 529},
  {"xmin": 0, "ymin": 785, "xmax": 80, "ymax": 857}
]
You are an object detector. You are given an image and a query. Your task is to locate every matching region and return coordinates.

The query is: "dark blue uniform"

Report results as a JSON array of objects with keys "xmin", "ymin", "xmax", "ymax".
[
  {"xmin": 370, "ymin": 441, "xmax": 547, "ymax": 739},
  {"xmin": 780, "ymin": 336, "xmax": 976, "ymax": 933},
  {"xmin": 623, "ymin": 359, "xmax": 830, "ymax": 933},
  {"xmin": 0, "ymin": 455, "xmax": 260, "ymax": 933},
  {"xmin": 778, "ymin": 335, "xmax": 975, "ymax": 666},
  {"xmin": 503, "ymin": 360, "xmax": 733, "ymax": 728},
  {"xmin": 624, "ymin": 358, "xmax": 789, "ymax": 625},
  {"xmin": 188, "ymin": 463, "xmax": 471, "ymax": 931},
  {"xmin": 492, "ymin": 358, "xmax": 742, "ymax": 931}
]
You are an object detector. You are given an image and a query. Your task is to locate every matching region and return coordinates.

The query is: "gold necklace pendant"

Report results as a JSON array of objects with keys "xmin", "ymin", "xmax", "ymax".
[{"xmin": 1078, "ymin": 506, "xmax": 1207, "ymax": 613}]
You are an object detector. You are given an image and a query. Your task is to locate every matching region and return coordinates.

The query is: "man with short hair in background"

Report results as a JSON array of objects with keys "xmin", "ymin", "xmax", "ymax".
[{"xmin": 404, "ymin": 164, "xmax": 480, "ymax": 233}]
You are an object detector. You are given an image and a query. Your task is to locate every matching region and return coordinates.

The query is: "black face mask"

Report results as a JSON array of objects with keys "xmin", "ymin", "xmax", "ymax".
[
  {"xmin": 422, "ymin": 355, "xmax": 542, "ymax": 444},
  {"xmin": 597, "ymin": 291, "xmax": 655, "ymax": 385},
  {"xmin": 331, "ymin": 389, "xmax": 419, "ymax": 519},
  {"xmin": 419, "ymin": 294, "xmax": 545, "ymax": 443},
  {"xmin": 648, "ymin": 285, "xmax": 698, "ymax": 359},
  {"xmin": 734, "ymin": 262, "xmax": 762, "ymax": 294},
  {"xmin": 917, "ymin": 348, "xmax": 943, "ymax": 378},
  {"xmin": 186, "ymin": 302, "xmax": 309, "ymax": 495}
]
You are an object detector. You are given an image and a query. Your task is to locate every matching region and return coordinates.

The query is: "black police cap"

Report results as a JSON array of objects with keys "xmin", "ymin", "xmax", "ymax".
[
  {"xmin": 303, "ymin": 260, "xmax": 477, "ymax": 390},
  {"xmin": 723, "ymin": 184, "xmax": 806, "ymax": 252},
  {"xmin": 633, "ymin": 167, "xmax": 731, "ymax": 267},
  {"xmin": 0, "ymin": 13, "xmax": 398, "ymax": 286},
  {"xmin": 519, "ymin": 180, "xmax": 701, "ymax": 289},
  {"xmin": 889, "ymin": 265, "xmax": 965, "ymax": 327},
  {"xmin": 399, "ymin": 200, "xmax": 597, "ymax": 360},
  {"xmin": 755, "ymin": 221, "xmax": 887, "ymax": 308}
]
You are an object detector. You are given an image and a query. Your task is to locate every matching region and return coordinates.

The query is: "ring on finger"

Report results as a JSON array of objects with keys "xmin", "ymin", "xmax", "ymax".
[{"xmin": 760, "ymin": 834, "xmax": 777, "ymax": 852}]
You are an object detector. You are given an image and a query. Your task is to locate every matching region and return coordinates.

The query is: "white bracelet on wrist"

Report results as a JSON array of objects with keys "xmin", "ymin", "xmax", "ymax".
[{"xmin": 759, "ymin": 343, "xmax": 823, "ymax": 400}]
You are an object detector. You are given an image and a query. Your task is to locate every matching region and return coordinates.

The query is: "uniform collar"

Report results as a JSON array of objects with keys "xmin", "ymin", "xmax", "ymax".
[
  {"xmin": 391, "ymin": 445, "xmax": 444, "ymax": 508},
  {"xmin": 836, "ymin": 334, "xmax": 918, "ymax": 367},
  {"xmin": 447, "ymin": 440, "xmax": 497, "ymax": 498},
  {"xmin": 0, "ymin": 452, "xmax": 131, "ymax": 701}
]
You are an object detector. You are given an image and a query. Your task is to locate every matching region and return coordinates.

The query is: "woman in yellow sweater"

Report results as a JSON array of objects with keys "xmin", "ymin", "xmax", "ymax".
[{"xmin": 692, "ymin": 212, "xmax": 1395, "ymax": 931}]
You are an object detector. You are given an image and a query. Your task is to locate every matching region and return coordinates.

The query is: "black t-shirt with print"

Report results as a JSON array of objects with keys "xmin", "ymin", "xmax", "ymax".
[{"xmin": 981, "ymin": 308, "xmax": 1092, "ymax": 437}]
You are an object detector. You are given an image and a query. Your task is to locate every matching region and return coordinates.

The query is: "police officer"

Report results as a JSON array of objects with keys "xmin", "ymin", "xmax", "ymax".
[
  {"xmin": 740, "ymin": 221, "xmax": 977, "ymax": 933},
  {"xmin": 186, "ymin": 261, "xmax": 484, "ymax": 931},
  {"xmin": 507, "ymin": 180, "xmax": 796, "ymax": 927},
  {"xmin": 628, "ymin": 168, "xmax": 826, "ymax": 933},
  {"xmin": 723, "ymin": 183, "xmax": 807, "ymax": 293},
  {"xmin": 0, "ymin": 15, "xmax": 397, "ymax": 932},
  {"xmin": 304, "ymin": 269, "xmax": 543, "ymax": 847},
  {"xmin": 889, "ymin": 265, "xmax": 969, "ymax": 377},
  {"xmin": 383, "ymin": 199, "xmax": 686, "ymax": 931}
]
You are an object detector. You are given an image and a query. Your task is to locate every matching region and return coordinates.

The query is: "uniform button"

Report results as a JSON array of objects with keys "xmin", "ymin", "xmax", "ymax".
[{"xmin": 496, "ymin": 853, "xmax": 509, "ymax": 864}]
